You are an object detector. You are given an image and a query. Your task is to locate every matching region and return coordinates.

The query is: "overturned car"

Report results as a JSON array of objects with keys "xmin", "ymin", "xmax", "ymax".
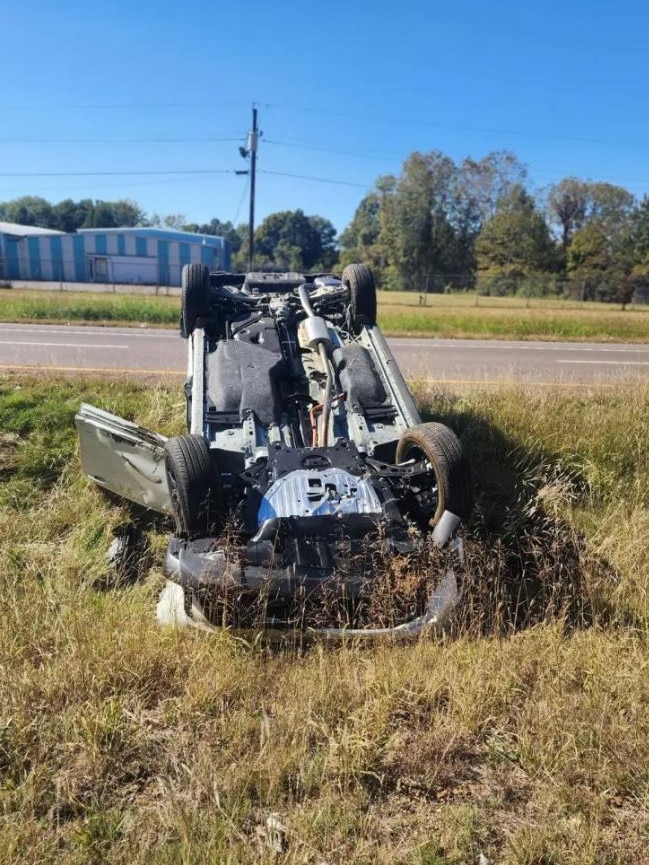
[{"xmin": 76, "ymin": 263, "xmax": 473, "ymax": 635}]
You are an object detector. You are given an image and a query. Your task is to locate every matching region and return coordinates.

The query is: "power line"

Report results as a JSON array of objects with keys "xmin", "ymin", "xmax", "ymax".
[
  {"xmin": 262, "ymin": 138, "xmax": 649, "ymax": 190},
  {"xmin": 5, "ymin": 172, "xmax": 647, "ymax": 200},
  {"xmin": 0, "ymin": 136, "xmax": 242, "ymax": 143},
  {"xmin": 0, "ymin": 167, "xmax": 375, "ymax": 189},
  {"xmin": 6, "ymin": 131, "xmax": 648, "ymax": 188},
  {"xmin": 232, "ymin": 174, "xmax": 250, "ymax": 225},
  {"xmin": 1, "ymin": 161, "xmax": 647, "ymax": 193},
  {"xmin": 262, "ymin": 136, "xmax": 649, "ymax": 189},
  {"xmin": 264, "ymin": 102, "xmax": 649, "ymax": 151},
  {"xmin": 0, "ymin": 177, "xmax": 235, "ymax": 195},
  {"xmin": 0, "ymin": 100, "xmax": 250, "ymax": 111},
  {"xmin": 0, "ymin": 169, "xmax": 236, "ymax": 178},
  {"xmin": 5, "ymin": 95, "xmax": 648, "ymax": 150},
  {"xmin": 263, "ymin": 138, "xmax": 400, "ymax": 161},
  {"xmin": 259, "ymin": 170, "xmax": 370, "ymax": 189}
]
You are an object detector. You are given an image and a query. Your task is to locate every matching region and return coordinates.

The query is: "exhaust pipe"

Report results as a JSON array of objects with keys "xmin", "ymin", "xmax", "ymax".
[{"xmin": 299, "ymin": 284, "xmax": 334, "ymax": 447}]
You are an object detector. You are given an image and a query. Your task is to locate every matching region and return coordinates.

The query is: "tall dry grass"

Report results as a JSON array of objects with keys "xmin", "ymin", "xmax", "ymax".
[{"xmin": 1, "ymin": 374, "xmax": 648, "ymax": 863}]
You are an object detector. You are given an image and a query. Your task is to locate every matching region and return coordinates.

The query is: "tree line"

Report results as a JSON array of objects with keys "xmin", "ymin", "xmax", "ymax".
[
  {"xmin": 339, "ymin": 151, "xmax": 649, "ymax": 304},
  {"xmin": 3, "ymin": 149, "xmax": 649, "ymax": 303}
]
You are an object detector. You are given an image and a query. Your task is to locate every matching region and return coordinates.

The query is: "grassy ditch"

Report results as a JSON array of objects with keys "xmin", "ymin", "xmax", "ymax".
[
  {"xmin": 1, "ymin": 287, "xmax": 648, "ymax": 341},
  {"xmin": 1, "ymin": 375, "xmax": 649, "ymax": 863}
]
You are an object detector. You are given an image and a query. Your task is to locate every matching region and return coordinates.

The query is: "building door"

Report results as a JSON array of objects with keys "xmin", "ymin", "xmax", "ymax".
[{"xmin": 88, "ymin": 256, "xmax": 109, "ymax": 282}]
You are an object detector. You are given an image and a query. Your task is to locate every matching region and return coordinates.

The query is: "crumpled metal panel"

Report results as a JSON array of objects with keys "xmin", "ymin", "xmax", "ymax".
[
  {"xmin": 75, "ymin": 403, "xmax": 170, "ymax": 513},
  {"xmin": 258, "ymin": 468, "xmax": 382, "ymax": 523}
]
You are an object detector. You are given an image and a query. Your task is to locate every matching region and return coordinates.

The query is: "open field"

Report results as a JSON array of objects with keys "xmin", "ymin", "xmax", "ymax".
[
  {"xmin": 379, "ymin": 292, "xmax": 649, "ymax": 341},
  {"xmin": 1, "ymin": 374, "xmax": 649, "ymax": 863},
  {"xmin": 1, "ymin": 287, "xmax": 648, "ymax": 341}
]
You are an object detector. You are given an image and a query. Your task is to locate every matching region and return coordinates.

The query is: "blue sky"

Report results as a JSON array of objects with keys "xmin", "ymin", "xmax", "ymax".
[{"xmin": 2, "ymin": 0, "xmax": 649, "ymax": 233}]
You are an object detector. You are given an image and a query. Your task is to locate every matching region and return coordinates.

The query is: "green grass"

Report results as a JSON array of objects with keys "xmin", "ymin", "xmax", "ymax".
[
  {"xmin": 0, "ymin": 289, "xmax": 179, "ymax": 325},
  {"xmin": 378, "ymin": 291, "xmax": 649, "ymax": 341},
  {"xmin": 1, "ymin": 375, "xmax": 649, "ymax": 863},
  {"xmin": 1, "ymin": 287, "xmax": 648, "ymax": 341}
]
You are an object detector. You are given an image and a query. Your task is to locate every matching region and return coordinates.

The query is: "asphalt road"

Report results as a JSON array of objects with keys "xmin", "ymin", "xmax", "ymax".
[{"xmin": 2, "ymin": 323, "xmax": 649, "ymax": 385}]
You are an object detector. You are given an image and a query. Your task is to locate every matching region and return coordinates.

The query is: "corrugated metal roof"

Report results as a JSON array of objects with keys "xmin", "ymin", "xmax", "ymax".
[
  {"xmin": 77, "ymin": 227, "xmax": 225, "ymax": 245},
  {"xmin": 0, "ymin": 222, "xmax": 65, "ymax": 237}
]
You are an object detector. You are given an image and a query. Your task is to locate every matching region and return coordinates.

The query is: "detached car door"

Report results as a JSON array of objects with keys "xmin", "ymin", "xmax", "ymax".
[{"xmin": 75, "ymin": 403, "xmax": 171, "ymax": 513}]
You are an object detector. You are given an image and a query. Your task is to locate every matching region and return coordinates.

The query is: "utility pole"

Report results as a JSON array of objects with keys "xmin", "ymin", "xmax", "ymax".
[
  {"xmin": 249, "ymin": 106, "xmax": 258, "ymax": 271},
  {"xmin": 237, "ymin": 105, "xmax": 260, "ymax": 271}
]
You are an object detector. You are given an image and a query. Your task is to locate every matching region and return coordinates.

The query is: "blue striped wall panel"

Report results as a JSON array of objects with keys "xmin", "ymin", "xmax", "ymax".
[
  {"xmin": 49, "ymin": 236, "xmax": 63, "ymax": 280},
  {"xmin": 73, "ymin": 234, "xmax": 86, "ymax": 281},
  {"xmin": 157, "ymin": 240, "xmax": 169, "ymax": 284},
  {"xmin": 27, "ymin": 237, "xmax": 42, "ymax": 279},
  {"xmin": 4, "ymin": 238, "xmax": 20, "ymax": 278},
  {"xmin": 179, "ymin": 242, "xmax": 190, "ymax": 273}
]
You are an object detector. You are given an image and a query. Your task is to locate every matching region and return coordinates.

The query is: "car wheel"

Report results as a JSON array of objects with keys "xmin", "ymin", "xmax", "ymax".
[
  {"xmin": 164, "ymin": 434, "xmax": 220, "ymax": 537},
  {"xmin": 180, "ymin": 263, "xmax": 210, "ymax": 338},
  {"xmin": 396, "ymin": 422, "xmax": 474, "ymax": 525},
  {"xmin": 342, "ymin": 263, "xmax": 377, "ymax": 333}
]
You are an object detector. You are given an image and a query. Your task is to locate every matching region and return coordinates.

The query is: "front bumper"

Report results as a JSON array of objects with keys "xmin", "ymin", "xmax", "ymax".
[{"xmin": 161, "ymin": 510, "xmax": 464, "ymax": 637}]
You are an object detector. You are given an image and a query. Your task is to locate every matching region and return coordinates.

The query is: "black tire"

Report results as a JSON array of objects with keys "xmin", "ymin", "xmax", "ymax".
[
  {"xmin": 164, "ymin": 435, "xmax": 219, "ymax": 538},
  {"xmin": 180, "ymin": 263, "xmax": 210, "ymax": 338},
  {"xmin": 342, "ymin": 263, "xmax": 377, "ymax": 333},
  {"xmin": 396, "ymin": 422, "xmax": 474, "ymax": 524}
]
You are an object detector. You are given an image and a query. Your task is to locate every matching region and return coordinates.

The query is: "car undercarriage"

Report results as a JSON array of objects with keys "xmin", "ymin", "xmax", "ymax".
[{"xmin": 76, "ymin": 263, "xmax": 473, "ymax": 635}]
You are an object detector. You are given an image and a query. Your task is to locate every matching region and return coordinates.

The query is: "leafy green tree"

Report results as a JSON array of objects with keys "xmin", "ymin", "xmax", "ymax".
[
  {"xmin": 162, "ymin": 214, "xmax": 186, "ymax": 230},
  {"xmin": 548, "ymin": 180, "xmax": 634, "ymax": 247},
  {"xmin": 339, "ymin": 150, "xmax": 527, "ymax": 291},
  {"xmin": 547, "ymin": 178, "xmax": 590, "ymax": 249},
  {"xmin": 567, "ymin": 222, "xmax": 633, "ymax": 302},
  {"xmin": 308, "ymin": 215, "xmax": 338, "ymax": 270},
  {"xmin": 0, "ymin": 196, "xmax": 145, "ymax": 230},
  {"xmin": 568, "ymin": 223, "xmax": 609, "ymax": 272},
  {"xmin": 111, "ymin": 199, "xmax": 146, "ymax": 227},
  {"xmin": 76, "ymin": 199, "xmax": 96, "ymax": 228},
  {"xmin": 339, "ymin": 194, "xmax": 380, "ymax": 250},
  {"xmin": 476, "ymin": 185, "xmax": 558, "ymax": 292},
  {"xmin": 51, "ymin": 199, "xmax": 82, "ymax": 232},
  {"xmin": 231, "ymin": 224, "xmax": 252, "ymax": 271},
  {"xmin": 378, "ymin": 151, "xmax": 460, "ymax": 291},
  {"xmin": 90, "ymin": 201, "xmax": 120, "ymax": 228},
  {"xmin": 628, "ymin": 196, "xmax": 649, "ymax": 263},
  {"xmin": 457, "ymin": 151, "xmax": 528, "ymax": 222},
  {"xmin": 625, "ymin": 196, "xmax": 649, "ymax": 303},
  {"xmin": 338, "ymin": 193, "xmax": 390, "ymax": 276},
  {"xmin": 561, "ymin": 182, "xmax": 635, "ymax": 302},
  {"xmin": 253, "ymin": 210, "xmax": 338, "ymax": 271},
  {"xmin": 184, "ymin": 218, "xmax": 245, "ymax": 257},
  {"xmin": 3, "ymin": 196, "xmax": 53, "ymax": 227},
  {"xmin": 587, "ymin": 183, "xmax": 634, "ymax": 235}
]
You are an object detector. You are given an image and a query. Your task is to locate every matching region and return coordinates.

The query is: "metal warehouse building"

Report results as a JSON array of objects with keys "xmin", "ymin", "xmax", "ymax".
[{"xmin": 0, "ymin": 223, "xmax": 230, "ymax": 286}]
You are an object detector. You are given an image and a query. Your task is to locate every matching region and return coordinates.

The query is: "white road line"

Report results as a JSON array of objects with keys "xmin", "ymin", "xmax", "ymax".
[
  {"xmin": 558, "ymin": 360, "xmax": 649, "ymax": 365},
  {"xmin": 0, "ymin": 325, "xmax": 169, "ymax": 339},
  {"xmin": 3, "ymin": 363, "xmax": 186, "ymax": 376},
  {"xmin": 390, "ymin": 340, "xmax": 648, "ymax": 353},
  {"xmin": 0, "ymin": 341, "xmax": 129, "ymax": 349}
]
